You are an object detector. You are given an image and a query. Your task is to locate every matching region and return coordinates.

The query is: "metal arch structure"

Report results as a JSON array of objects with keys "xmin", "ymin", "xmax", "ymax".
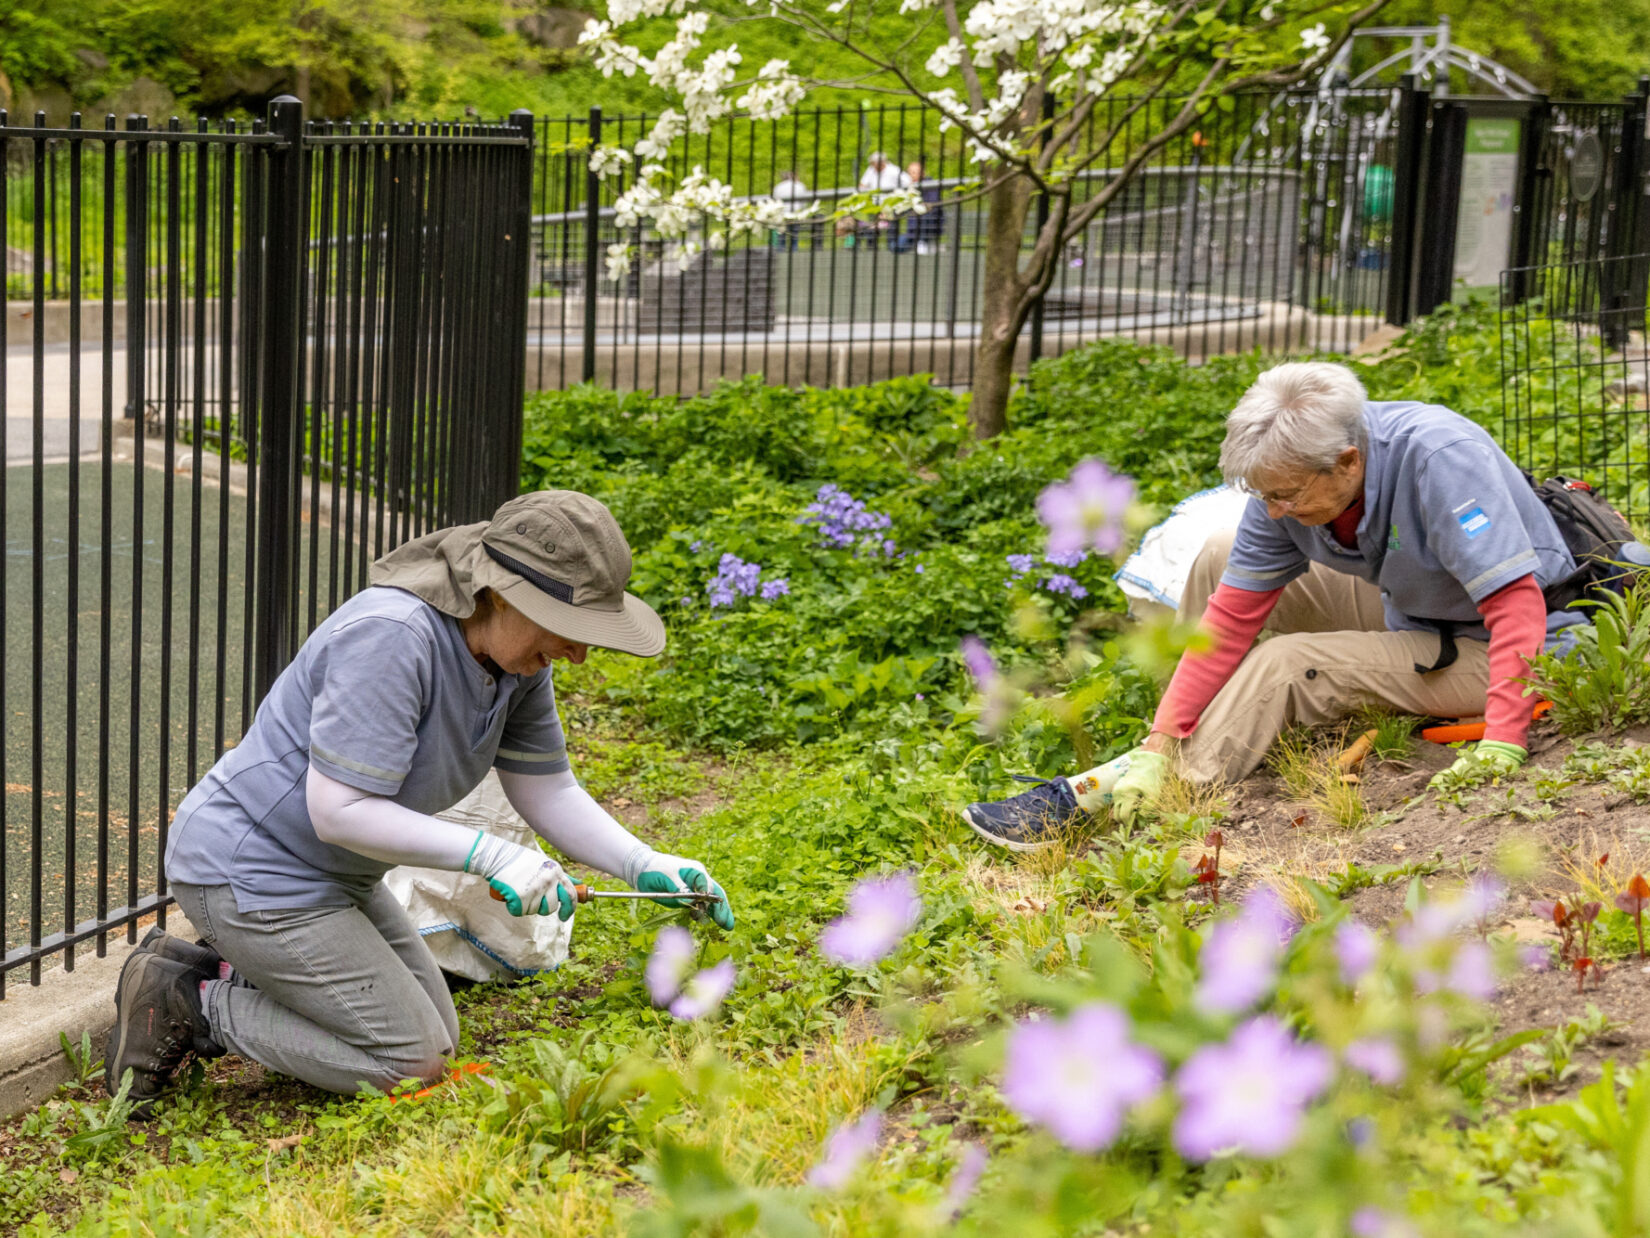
[
  {"xmin": 1237, "ymin": 19, "xmax": 1539, "ymax": 165},
  {"xmin": 1319, "ymin": 17, "xmax": 1540, "ymax": 100}
]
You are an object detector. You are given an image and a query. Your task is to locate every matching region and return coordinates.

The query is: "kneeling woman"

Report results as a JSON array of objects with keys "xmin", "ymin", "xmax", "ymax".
[{"xmin": 105, "ymin": 491, "xmax": 732, "ymax": 1112}]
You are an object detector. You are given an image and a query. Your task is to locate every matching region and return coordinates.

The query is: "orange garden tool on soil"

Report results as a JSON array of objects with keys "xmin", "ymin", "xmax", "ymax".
[{"xmin": 1419, "ymin": 700, "xmax": 1552, "ymax": 744}]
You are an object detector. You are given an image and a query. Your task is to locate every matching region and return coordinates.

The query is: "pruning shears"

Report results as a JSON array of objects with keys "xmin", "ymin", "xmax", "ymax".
[{"xmin": 489, "ymin": 883, "xmax": 722, "ymax": 909}]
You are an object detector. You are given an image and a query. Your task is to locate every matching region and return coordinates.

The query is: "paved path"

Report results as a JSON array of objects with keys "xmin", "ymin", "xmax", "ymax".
[{"xmin": 4, "ymin": 342, "xmax": 128, "ymax": 463}]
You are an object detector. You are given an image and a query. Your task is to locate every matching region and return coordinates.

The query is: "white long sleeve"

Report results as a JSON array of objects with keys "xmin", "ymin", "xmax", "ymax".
[
  {"xmin": 495, "ymin": 768, "xmax": 653, "ymax": 886},
  {"xmin": 306, "ymin": 766, "xmax": 485, "ymax": 871}
]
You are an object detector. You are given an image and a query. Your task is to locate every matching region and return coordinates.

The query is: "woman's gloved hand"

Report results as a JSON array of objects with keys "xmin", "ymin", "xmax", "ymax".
[
  {"xmin": 634, "ymin": 851, "xmax": 735, "ymax": 930},
  {"xmin": 1111, "ymin": 749, "xmax": 1169, "ymax": 826},
  {"xmin": 466, "ymin": 831, "xmax": 576, "ymax": 920},
  {"xmin": 1430, "ymin": 740, "xmax": 1527, "ymax": 789}
]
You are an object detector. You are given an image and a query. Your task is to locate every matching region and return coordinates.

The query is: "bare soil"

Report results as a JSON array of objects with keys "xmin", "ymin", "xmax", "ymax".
[{"xmin": 1212, "ymin": 718, "xmax": 1650, "ymax": 1098}]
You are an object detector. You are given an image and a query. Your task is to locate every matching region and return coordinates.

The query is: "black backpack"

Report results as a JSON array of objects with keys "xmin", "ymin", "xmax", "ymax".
[{"xmin": 1528, "ymin": 475, "xmax": 1646, "ymax": 611}]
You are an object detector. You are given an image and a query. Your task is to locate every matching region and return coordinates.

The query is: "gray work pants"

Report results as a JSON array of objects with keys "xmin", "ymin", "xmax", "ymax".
[{"xmin": 171, "ymin": 880, "xmax": 459, "ymax": 1095}]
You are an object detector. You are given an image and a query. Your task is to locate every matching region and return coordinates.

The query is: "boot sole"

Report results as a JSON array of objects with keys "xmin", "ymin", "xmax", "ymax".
[
  {"xmin": 104, "ymin": 951, "xmax": 164, "ymax": 1102},
  {"xmin": 960, "ymin": 807, "xmax": 1060, "ymax": 853}
]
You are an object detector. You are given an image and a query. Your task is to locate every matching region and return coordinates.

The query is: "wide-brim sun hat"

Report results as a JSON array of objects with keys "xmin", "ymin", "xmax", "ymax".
[{"xmin": 368, "ymin": 491, "xmax": 666, "ymax": 657}]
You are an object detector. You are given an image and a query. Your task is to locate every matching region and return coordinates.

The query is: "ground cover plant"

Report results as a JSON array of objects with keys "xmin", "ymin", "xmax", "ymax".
[{"xmin": 12, "ymin": 300, "xmax": 1650, "ymax": 1235}]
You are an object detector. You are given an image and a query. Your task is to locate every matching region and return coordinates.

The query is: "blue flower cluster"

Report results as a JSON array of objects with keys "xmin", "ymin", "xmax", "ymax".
[
  {"xmin": 706, "ymin": 553, "xmax": 790, "ymax": 609},
  {"xmin": 798, "ymin": 484, "xmax": 896, "ymax": 555},
  {"xmin": 1004, "ymin": 550, "xmax": 1090, "ymax": 599}
]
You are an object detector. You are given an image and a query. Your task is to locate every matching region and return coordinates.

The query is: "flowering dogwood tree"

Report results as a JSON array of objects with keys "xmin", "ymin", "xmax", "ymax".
[{"xmin": 580, "ymin": 0, "xmax": 1386, "ymax": 436}]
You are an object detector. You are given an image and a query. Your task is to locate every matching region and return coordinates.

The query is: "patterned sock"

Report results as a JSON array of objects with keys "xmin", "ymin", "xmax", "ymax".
[{"xmin": 1066, "ymin": 752, "xmax": 1135, "ymax": 813}]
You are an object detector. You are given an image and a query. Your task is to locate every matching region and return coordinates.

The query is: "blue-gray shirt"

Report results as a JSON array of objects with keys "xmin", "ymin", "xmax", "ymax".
[
  {"xmin": 166, "ymin": 587, "xmax": 570, "ymax": 911},
  {"xmin": 1222, "ymin": 401, "xmax": 1575, "ymax": 640}
]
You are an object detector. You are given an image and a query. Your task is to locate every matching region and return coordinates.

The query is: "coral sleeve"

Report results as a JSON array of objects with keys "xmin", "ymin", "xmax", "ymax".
[
  {"xmin": 1151, "ymin": 583, "xmax": 1283, "ymax": 738},
  {"xmin": 1478, "ymin": 573, "xmax": 1547, "ymax": 748}
]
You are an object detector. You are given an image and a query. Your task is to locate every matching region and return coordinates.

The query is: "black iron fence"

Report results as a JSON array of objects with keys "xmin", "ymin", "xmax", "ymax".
[
  {"xmin": 12, "ymin": 80, "xmax": 1650, "ymax": 400},
  {"xmin": 0, "ymin": 99, "xmax": 533, "ymax": 993},
  {"xmin": 525, "ymin": 88, "xmax": 1403, "ymax": 392},
  {"xmin": 1500, "ymin": 255, "xmax": 1650, "ymax": 521}
]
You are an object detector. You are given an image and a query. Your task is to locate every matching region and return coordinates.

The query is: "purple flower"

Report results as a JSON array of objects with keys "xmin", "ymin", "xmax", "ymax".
[
  {"xmin": 647, "ymin": 928, "xmax": 735, "ymax": 1020},
  {"xmin": 808, "ymin": 1110, "xmax": 882, "ymax": 1189},
  {"xmin": 759, "ymin": 578, "xmax": 790, "ymax": 600},
  {"xmin": 1045, "ymin": 547, "xmax": 1089, "ymax": 568},
  {"xmin": 1521, "ymin": 943, "xmax": 1552, "ymax": 972},
  {"xmin": 960, "ymin": 636, "xmax": 997, "ymax": 689},
  {"xmin": 799, "ymin": 484, "xmax": 893, "ymax": 553},
  {"xmin": 820, "ymin": 873, "xmax": 923, "ymax": 967},
  {"xmin": 1001, "ymin": 1004, "xmax": 1165, "ymax": 1151},
  {"xmin": 1351, "ymin": 1208, "xmax": 1418, "ymax": 1238},
  {"xmin": 943, "ymin": 1144, "xmax": 988, "ymax": 1217},
  {"xmin": 1005, "ymin": 553, "xmax": 1036, "ymax": 577},
  {"xmin": 646, "ymin": 926, "xmax": 696, "ymax": 1007},
  {"xmin": 1037, "ymin": 458, "xmax": 1135, "ymax": 559},
  {"xmin": 1444, "ymin": 941, "xmax": 1498, "ymax": 1000},
  {"xmin": 1193, "ymin": 887, "xmax": 1295, "ymax": 1015},
  {"xmin": 1042, "ymin": 573, "xmax": 1088, "ymax": 600},
  {"xmin": 1344, "ymin": 1037, "xmax": 1406, "ymax": 1086},
  {"xmin": 1335, "ymin": 920, "xmax": 1380, "ymax": 986},
  {"xmin": 668, "ymin": 958, "xmax": 735, "ymax": 1020},
  {"xmin": 1173, "ymin": 1015, "xmax": 1333, "ymax": 1160},
  {"xmin": 914, "ymin": 563, "xmax": 925, "ymax": 574}
]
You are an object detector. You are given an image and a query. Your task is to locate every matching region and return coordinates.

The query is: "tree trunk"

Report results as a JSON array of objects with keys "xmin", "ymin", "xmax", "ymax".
[{"xmin": 969, "ymin": 169, "xmax": 1037, "ymax": 438}]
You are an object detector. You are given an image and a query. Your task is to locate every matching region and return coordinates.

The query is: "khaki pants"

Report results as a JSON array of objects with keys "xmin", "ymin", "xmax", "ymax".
[{"xmin": 1174, "ymin": 530, "xmax": 1491, "ymax": 783}]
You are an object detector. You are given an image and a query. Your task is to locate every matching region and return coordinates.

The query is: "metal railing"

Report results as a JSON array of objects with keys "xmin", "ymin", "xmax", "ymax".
[
  {"xmin": 1501, "ymin": 255, "xmax": 1650, "ymax": 521},
  {"xmin": 0, "ymin": 99, "xmax": 533, "ymax": 993}
]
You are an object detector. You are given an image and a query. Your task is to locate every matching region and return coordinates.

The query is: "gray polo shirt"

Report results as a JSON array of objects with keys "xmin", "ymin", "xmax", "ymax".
[
  {"xmin": 1222, "ymin": 401, "xmax": 1575, "ymax": 640},
  {"xmin": 166, "ymin": 586, "xmax": 570, "ymax": 911}
]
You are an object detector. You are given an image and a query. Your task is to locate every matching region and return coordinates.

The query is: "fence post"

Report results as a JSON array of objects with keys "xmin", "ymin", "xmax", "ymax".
[
  {"xmin": 507, "ymin": 110, "xmax": 536, "ymax": 500},
  {"xmin": 583, "ymin": 106, "xmax": 602, "ymax": 383},
  {"xmin": 1384, "ymin": 75, "xmax": 1429, "ymax": 327},
  {"xmin": 1027, "ymin": 90, "xmax": 1056, "ymax": 368},
  {"xmin": 123, "ymin": 114, "xmax": 147, "ymax": 421},
  {"xmin": 1507, "ymin": 94, "xmax": 1550, "ymax": 304},
  {"xmin": 1607, "ymin": 79, "xmax": 1650, "ymax": 344},
  {"xmin": 253, "ymin": 95, "xmax": 305, "ymax": 704}
]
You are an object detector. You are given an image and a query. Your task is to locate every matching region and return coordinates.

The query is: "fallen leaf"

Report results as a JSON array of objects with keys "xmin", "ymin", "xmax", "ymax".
[
  {"xmin": 1392, "ymin": 841, "xmax": 1407, "ymax": 853},
  {"xmin": 1291, "ymin": 812, "xmax": 1307, "ymax": 828},
  {"xmin": 59, "ymin": 1168, "xmax": 77, "ymax": 1185},
  {"xmin": 266, "ymin": 1134, "xmax": 304, "ymax": 1153}
]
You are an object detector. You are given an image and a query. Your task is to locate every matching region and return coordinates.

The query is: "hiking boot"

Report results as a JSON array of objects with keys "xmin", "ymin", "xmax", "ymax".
[
  {"xmin": 103, "ymin": 953, "xmax": 219, "ymax": 1118},
  {"xmin": 113, "ymin": 928, "xmax": 222, "ymax": 1013},
  {"xmin": 139, "ymin": 927, "xmax": 221, "ymax": 980},
  {"xmin": 962, "ymin": 775, "xmax": 1087, "ymax": 852}
]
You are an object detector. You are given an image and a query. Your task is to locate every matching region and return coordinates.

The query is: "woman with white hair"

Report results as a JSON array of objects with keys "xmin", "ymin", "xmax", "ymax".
[{"xmin": 964, "ymin": 361, "xmax": 1573, "ymax": 850}]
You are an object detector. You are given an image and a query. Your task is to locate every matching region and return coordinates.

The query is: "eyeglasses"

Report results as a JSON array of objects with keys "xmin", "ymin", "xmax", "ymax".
[{"xmin": 1253, "ymin": 472, "xmax": 1329, "ymax": 510}]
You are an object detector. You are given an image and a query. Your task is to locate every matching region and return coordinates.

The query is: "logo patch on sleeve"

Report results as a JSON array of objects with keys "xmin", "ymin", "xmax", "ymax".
[{"xmin": 1457, "ymin": 506, "xmax": 1491, "ymax": 538}]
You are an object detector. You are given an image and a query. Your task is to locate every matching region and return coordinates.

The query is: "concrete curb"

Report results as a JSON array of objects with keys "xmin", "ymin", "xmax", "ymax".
[{"xmin": 0, "ymin": 937, "xmax": 139, "ymax": 1119}]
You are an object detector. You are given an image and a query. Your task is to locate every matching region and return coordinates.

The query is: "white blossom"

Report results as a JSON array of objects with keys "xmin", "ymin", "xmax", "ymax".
[
  {"xmin": 738, "ymin": 60, "xmax": 806, "ymax": 119},
  {"xmin": 1259, "ymin": 2, "xmax": 1276, "ymax": 19},
  {"xmin": 588, "ymin": 145, "xmax": 634, "ymax": 179},
  {"xmin": 925, "ymin": 38, "xmax": 966, "ymax": 77},
  {"xmin": 1299, "ymin": 22, "xmax": 1329, "ymax": 52},
  {"xmin": 605, "ymin": 242, "xmax": 634, "ymax": 282},
  {"xmin": 635, "ymin": 110, "xmax": 688, "ymax": 160}
]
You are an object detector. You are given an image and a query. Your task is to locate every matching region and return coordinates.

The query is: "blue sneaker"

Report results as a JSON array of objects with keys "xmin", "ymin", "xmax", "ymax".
[{"xmin": 962, "ymin": 775, "xmax": 1087, "ymax": 852}]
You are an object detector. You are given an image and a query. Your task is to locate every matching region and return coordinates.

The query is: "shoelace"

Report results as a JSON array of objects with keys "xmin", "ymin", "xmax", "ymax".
[{"xmin": 1009, "ymin": 774, "xmax": 1066, "ymax": 796}]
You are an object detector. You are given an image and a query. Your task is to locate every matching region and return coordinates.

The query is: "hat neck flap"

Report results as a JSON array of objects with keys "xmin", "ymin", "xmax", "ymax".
[{"xmin": 368, "ymin": 521, "xmax": 490, "ymax": 618}]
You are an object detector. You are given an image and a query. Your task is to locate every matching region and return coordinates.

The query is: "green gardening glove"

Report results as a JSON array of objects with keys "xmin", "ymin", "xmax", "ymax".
[
  {"xmin": 1430, "ymin": 740, "xmax": 1528, "ymax": 789},
  {"xmin": 635, "ymin": 850, "xmax": 736, "ymax": 931},
  {"xmin": 1111, "ymin": 749, "xmax": 1169, "ymax": 826},
  {"xmin": 467, "ymin": 832, "xmax": 577, "ymax": 921}
]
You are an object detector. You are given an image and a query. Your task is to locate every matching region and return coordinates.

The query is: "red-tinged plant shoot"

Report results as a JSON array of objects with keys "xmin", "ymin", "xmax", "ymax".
[
  {"xmin": 1574, "ymin": 957, "xmax": 1592, "ymax": 993},
  {"xmin": 1532, "ymin": 898, "xmax": 1577, "ymax": 962},
  {"xmin": 1193, "ymin": 835, "xmax": 1223, "ymax": 905},
  {"xmin": 1614, "ymin": 873, "xmax": 1650, "ymax": 958}
]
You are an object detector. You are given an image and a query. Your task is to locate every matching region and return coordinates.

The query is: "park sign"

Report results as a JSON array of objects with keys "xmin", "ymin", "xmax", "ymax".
[{"xmin": 1452, "ymin": 116, "xmax": 1521, "ymax": 291}]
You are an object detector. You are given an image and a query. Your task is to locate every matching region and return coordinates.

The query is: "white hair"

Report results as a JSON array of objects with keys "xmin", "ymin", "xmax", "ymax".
[{"xmin": 1219, "ymin": 362, "xmax": 1369, "ymax": 486}]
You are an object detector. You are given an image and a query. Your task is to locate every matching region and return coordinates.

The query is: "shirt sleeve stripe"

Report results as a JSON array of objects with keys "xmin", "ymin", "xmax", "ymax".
[
  {"xmin": 1463, "ymin": 552, "xmax": 1541, "ymax": 598},
  {"xmin": 310, "ymin": 745, "xmax": 409, "ymax": 784},
  {"xmin": 495, "ymin": 745, "xmax": 567, "ymax": 764}
]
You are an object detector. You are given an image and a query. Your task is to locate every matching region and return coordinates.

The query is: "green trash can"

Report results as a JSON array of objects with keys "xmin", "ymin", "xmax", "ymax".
[{"xmin": 1364, "ymin": 165, "xmax": 1394, "ymax": 224}]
